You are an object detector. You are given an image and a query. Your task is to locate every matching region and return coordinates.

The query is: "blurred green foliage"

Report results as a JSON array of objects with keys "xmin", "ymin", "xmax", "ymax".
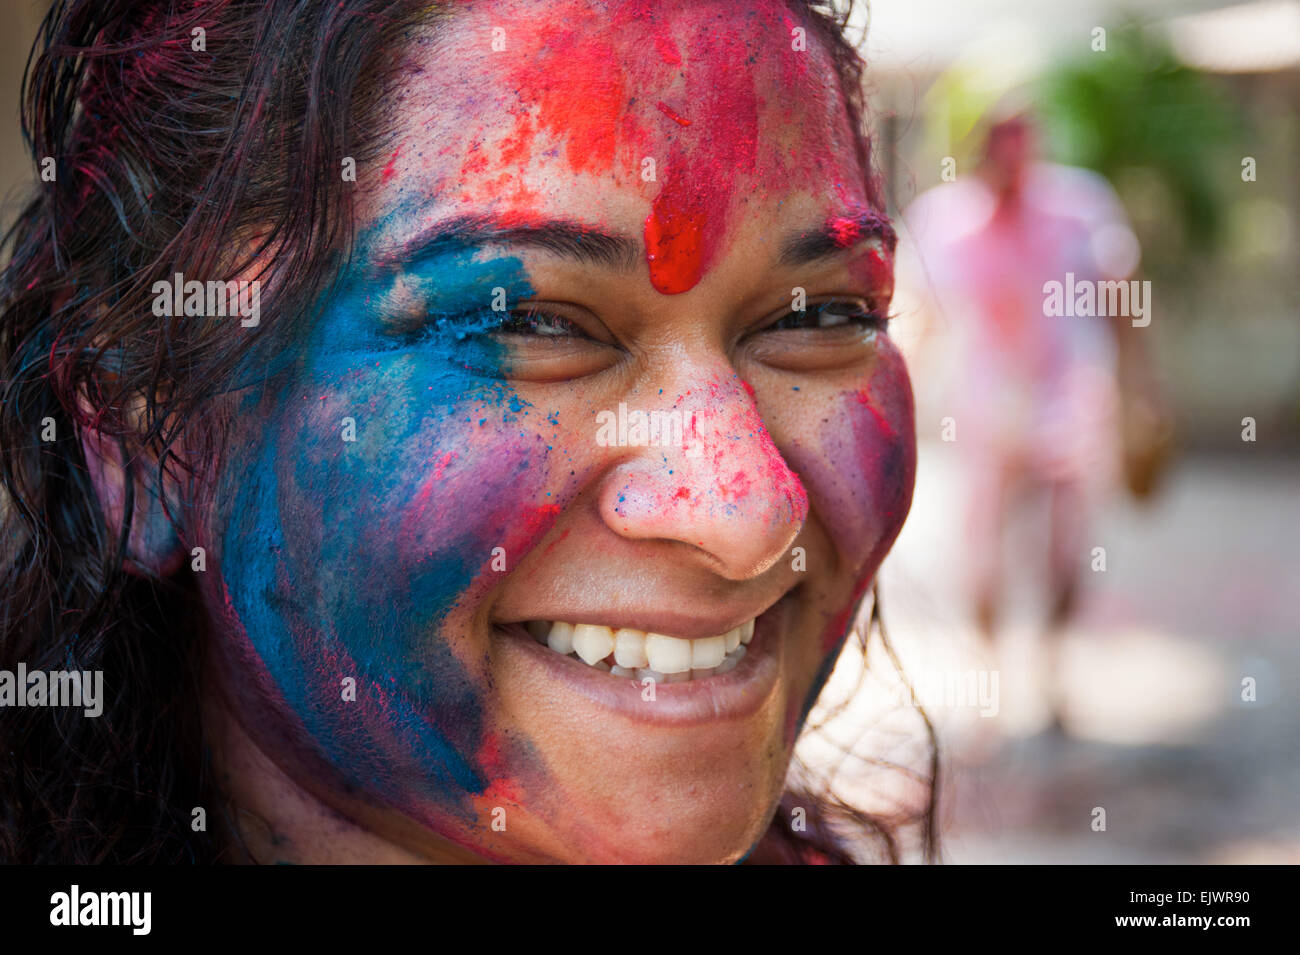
[{"xmin": 1035, "ymin": 21, "xmax": 1245, "ymax": 254}]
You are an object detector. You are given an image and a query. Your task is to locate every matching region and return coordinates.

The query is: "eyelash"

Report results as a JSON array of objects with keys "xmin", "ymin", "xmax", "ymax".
[
  {"xmin": 494, "ymin": 306, "xmax": 586, "ymax": 338},
  {"xmin": 767, "ymin": 300, "xmax": 888, "ymax": 332},
  {"xmin": 391, "ymin": 299, "xmax": 886, "ymax": 347},
  {"xmin": 387, "ymin": 307, "xmax": 580, "ymax": 345}
]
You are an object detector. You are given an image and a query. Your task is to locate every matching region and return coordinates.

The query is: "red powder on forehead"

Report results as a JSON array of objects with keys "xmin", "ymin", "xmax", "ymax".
[
  {"xmin": 643, "ymin": 16, "xmax": 763, "ymax": 294},
  {"xmin": 655, "ymin": 101, "xmax": 692, "ymax": 127},
  {"xmin": 655, "ymin": 34, "xmax": 682, "ymax": 65},
  {"xmin": 519, "ymin": 32, "xmax": 626, "ymax": 177},
  {"xmin": 484, "ymin": 1, "xmax": 860, "ymax": 295}
]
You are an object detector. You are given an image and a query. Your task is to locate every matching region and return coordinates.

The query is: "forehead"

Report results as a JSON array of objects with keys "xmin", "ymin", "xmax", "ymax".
[{"xmin": 364, "ymin": 0, "xmax": 872, "ymax": 289}]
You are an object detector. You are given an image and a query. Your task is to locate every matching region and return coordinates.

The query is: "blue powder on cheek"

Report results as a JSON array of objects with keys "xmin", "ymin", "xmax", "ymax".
[{"xmin": 219, "ymin": 237, "xmax": 538, "ymax": 808}]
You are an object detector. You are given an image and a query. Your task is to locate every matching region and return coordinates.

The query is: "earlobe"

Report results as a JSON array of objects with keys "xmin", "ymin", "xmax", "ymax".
[{"xmin": 79, "ymin": 424, "xmax": 187, "ymax": 578}]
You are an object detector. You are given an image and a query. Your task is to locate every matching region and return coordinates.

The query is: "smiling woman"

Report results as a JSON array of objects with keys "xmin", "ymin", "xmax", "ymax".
[{"xmin": 0, "ymin": 0, "xmax": 934, "ymax": 864}]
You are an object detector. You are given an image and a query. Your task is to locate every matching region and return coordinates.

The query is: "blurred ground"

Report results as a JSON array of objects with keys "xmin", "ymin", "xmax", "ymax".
[{"xmin": 861, "ymin": 441, "xmax": 1300, "ymax": 863}]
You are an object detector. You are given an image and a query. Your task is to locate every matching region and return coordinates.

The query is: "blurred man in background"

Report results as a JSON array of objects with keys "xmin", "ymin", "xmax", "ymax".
[{"xmin": 905, "ymin": 111, "xmax": 1171, "ymax": 732}]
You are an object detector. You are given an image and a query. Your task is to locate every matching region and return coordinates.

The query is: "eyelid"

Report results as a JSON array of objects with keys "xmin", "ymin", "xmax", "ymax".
[
  {"xmin": 380, "ymin": 299, "xmax": 617, "ymax": 347},
  {"xmin": 498, "ymin": 302, "xmax": 613, "ymax": 343},
  {"xmin": 757, "ymin": 296, "xmax": 888, "ymax": 333}
]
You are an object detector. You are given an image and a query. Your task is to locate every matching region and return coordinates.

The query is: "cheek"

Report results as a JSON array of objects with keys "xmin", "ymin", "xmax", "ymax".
[
  {"xmin": 832, "ymin": 351, "xmax": 917, "ymax": 565},
  {"xmin": 214, "ymin": 351, "xmax": 570, "ymax": 821},
  {"xmin": 775, "ymin": 348, "xmax": 915, "ymax": 746},
  {"xmin": 784, "ymin": 346, "xmax": 916, "ymax": 641}
]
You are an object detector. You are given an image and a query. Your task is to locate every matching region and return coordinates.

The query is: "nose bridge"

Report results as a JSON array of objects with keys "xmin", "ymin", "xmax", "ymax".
[{"xmin": 596, "ymin": 366, "xmax": 809, "ymax": 580}]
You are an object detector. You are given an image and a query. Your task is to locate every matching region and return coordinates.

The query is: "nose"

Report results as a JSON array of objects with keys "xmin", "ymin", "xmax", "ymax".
[{"xmin": 596, "ymin": 374, "xmax": 808, "ymax": 580}]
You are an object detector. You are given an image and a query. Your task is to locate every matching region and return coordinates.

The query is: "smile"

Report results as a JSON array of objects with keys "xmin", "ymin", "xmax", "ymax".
[{"xmin": 525, "ymin": 619, "xmax": 756, "ymax": 683}]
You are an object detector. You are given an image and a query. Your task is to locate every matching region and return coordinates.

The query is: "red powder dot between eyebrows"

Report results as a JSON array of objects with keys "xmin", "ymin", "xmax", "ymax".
[{"xmin": 644, "ymin": 196, "xmax": 707, "ymax": 295}]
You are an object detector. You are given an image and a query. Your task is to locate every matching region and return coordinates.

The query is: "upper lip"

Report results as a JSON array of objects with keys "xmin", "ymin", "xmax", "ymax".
[{"xmin": 495, "ymin": 590, "xmax": 793, "ymax": 642}]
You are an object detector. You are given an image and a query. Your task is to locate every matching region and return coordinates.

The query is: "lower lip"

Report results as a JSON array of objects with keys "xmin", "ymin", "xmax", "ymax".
[{"xmin": 495, "ymin": 603, "xmax": 787, "ymax": 727}]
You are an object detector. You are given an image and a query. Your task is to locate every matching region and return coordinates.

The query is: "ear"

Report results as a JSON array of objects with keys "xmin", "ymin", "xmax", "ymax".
[{"xmin": 80, "ymin": 421, "xmax": 187, "ymax": 578}]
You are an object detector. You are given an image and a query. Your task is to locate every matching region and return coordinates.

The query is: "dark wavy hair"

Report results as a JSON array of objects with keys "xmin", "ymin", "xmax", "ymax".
[{"xmin": 0, "ymin": 0, "xmax": 937, "ymax": 864}]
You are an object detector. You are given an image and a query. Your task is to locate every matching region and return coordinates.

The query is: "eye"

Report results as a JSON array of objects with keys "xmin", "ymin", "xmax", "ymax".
[
  {"xmin": 744, "ymin": 297, "xmax": 892, "ymax": 372},
  {"xmin": 766, "ymin": 299, "xmax": 888, "ymax": 332},
  {"xmin": 381, "ymin": 301, "xmax": 619, "ymax": 383},
  {"xmin": 495, "ymin": 305, "xmax": 588, "ymax": 339},
  {"xmin": 383, "ymin": 303, "xmax": 597, "ymax": 345}
]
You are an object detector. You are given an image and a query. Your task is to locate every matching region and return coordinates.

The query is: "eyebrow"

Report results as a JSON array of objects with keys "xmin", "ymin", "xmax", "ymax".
[
  {"xmin": 371, "ymin": 209, "xmax": 898, "ymax": 276},
  {"xmin": 373, "ymin": 215, "xmax": 641, "ymax": 272},
  {"xmin": 777, "ymin": 210, "xmax": 897, "ymax": 267}
]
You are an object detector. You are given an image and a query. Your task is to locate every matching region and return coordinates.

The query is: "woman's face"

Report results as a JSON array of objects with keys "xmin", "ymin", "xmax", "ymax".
[{"xmin": 197, "ymin": 0, "xmax": 915, "ymax": 863}]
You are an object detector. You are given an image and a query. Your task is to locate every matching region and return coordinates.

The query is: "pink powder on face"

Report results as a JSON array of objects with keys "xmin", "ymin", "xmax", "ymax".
[
  {"xmin": 381, "ymin": 145, "xmax": 402, "ymax": 182},
  {"xmin": 677, "ymin": 375, "xmax": 807, "ymax": 518}
]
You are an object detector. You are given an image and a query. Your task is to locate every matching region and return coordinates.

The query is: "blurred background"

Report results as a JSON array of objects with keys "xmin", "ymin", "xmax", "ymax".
[
  {"xmin": 805, "ymin": 0, "xmax": 1299, "ymax": 863},
  {"xmin": 2, "ymin": 0, "xmax": 1296, "ymax": 863}
]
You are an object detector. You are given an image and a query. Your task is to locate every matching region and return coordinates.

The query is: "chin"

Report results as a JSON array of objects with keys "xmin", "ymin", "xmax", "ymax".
[{"xmin": 471, "ymin": 603, "xmax": 807, "ymax": 864}]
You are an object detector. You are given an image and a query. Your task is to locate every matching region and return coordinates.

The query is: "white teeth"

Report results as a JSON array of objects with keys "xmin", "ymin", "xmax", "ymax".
[
  {"xmin": 645, "ymin": 632, "xmax": 693, "ymax": 674},
  {"xmin": 691, "ymin": 635, "xmax": 726, "ymax": 669},
  {"xmin": 546, "ymin": 621, "xmax": 575, "ymax": 655},
  {"xmin": 613, "ymin": 628, "xmax": 649, "ymax": 669},
  {"xmin": 525, "ymin": 618, "xmax": 756, "ymax": 682},
  {"xmin": 572, "ymin": 624, "xmax": 615, "ymax": 665},
  {"xmin": 714, "ymin": 651, "xmax": 740, "ymax": 675}
]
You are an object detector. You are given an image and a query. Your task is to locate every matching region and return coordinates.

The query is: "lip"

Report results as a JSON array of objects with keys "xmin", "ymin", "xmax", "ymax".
[{"xmin": 494, "ymin": 597, "xmax": 790, "ymax": 727}]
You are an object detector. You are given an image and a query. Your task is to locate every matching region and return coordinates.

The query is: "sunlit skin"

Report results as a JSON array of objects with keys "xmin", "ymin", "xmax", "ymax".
[{"xmin": 158, "ymin": 0, "xmax": 917, "ymax": 863}]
